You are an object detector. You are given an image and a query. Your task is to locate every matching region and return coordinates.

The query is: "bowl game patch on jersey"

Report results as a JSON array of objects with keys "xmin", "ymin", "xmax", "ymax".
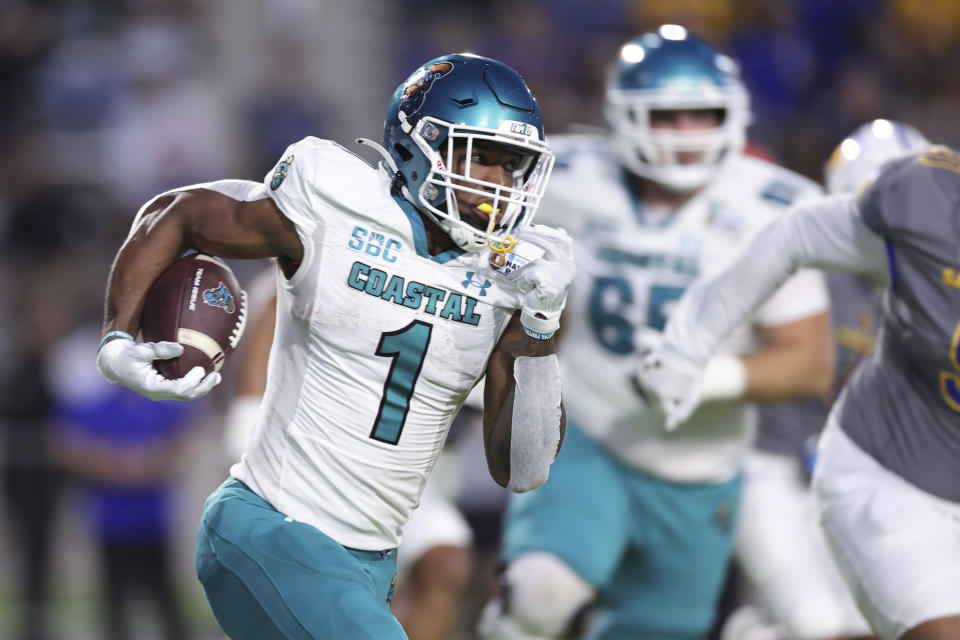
[{"xmin": 488, "ymin": 242, "xmax": 545, "ymax": 280}]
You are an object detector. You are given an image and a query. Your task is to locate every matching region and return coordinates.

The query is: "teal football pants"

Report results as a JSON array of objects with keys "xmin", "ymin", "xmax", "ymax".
[
  {"xmin": 501, "ymin": 424, "xmax": 741, "ymax": 640},
  {"xmin": 195, "ymin": 478, "xmax": 407, "ymax": 639}
]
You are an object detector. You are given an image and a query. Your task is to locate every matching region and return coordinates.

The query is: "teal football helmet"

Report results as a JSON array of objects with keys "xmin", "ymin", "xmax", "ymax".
[
  {"xmin": 380, "ymin": 53, "xmax": 554, "ymax": 252},
  {"xmin": 605, "ymin": 25, "xmax": 751, "ymax": 192},
  {"xmin": 824, "ymin": 119, "xmax": 929, "ymax": 194}
]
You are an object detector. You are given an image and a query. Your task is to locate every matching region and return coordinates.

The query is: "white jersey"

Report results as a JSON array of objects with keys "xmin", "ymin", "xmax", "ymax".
[
  {"xmin": 539, "ymin": 135, "xmax": 829, "ymax": 483},
  {"xmin": 229, "ymin": 137, "xmax": 531, "ymax": 550}
]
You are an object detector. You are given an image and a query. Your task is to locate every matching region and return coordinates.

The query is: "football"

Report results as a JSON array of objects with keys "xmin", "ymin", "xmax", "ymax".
[{"xmin": 140, "ymin": 253, "xmax": 248, "ymax": 379}]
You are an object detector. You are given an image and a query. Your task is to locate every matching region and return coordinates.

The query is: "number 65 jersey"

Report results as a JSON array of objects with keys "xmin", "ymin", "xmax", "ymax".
[
  {"xmin": 231, "ymin": 137, "xmax": 533, "ymax": 551},
  {"xmin": 537, "ymin": 134, "xmax": 829, "ymax": 483}
]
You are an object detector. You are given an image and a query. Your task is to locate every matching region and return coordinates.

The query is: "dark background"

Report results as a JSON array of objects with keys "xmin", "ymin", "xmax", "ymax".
[{"xmin": 1, "ymin": 0, "xmax": 957, "ymax": 637}]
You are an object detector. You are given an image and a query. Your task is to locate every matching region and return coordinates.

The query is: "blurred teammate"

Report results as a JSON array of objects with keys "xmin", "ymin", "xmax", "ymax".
[
  {"xmin": 224, "ymin": 267, "xmax": 473, "ymax": 640},
  {"xmin": 727, "ymin": 119, "xmax": 929, "ymax": 640},
  {"xmin": 636, "ymin": 131, "xmax": 960, "ymax": 638},
  {"xmin": 480, "ymin": 25, "xmax": 832, "ymax": 640},
  {"xmin": 95, "ymin": 53, "xmax": 573, "ymax": 639}
]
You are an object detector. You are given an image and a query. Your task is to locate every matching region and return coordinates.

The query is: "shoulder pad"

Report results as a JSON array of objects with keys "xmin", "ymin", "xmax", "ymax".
[
  {"xmin": 859, "ymin": 148, "xmax": 959, "ymax": 237},
  {"xmin": 721, "ymin": 154, "xmax": 823, "ymax": 210},
  {"xmin": 265, "ymin": 137, "xmax": 383, "ymax": 231}
]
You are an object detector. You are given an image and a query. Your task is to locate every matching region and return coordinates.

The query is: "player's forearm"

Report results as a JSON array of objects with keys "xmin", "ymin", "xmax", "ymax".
[
  {"xmin": 507, "ymin": 350, "xmax": 564, "ymax": 492},
  {"xmin": 104, "ymin": 186, "xmax": 293, "ymax": 340},
  {"xmin": 664, "ymin": 195, "xmax": 884, "ymax": 366},
  {"xmin": 483, "ymin": 323, "xmax": 565, "ymax": 490}
]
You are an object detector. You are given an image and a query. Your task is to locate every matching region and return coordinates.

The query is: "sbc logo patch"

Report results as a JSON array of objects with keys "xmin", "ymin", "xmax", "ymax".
[{"xmin": 271, "ymin": 155, "xmax": 294, "ymax": 190}]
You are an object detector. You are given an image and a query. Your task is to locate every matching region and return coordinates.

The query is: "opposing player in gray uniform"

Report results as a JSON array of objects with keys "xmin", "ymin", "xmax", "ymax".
[
  {"xmin": 637, "ymin": 140, "xmax": 960, "ymax": 639},
  {"xmin": 728, "ymin": 120, "xmax": 929, "ymax": 640}
]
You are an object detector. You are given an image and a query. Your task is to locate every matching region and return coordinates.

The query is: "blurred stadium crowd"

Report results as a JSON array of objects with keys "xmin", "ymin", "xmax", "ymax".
[{"xmin": 1, "ymin": 0, "xmax": 959, "ymax": 638}]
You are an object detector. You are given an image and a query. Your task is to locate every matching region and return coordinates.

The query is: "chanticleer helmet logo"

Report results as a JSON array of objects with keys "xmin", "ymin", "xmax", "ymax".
[{"xmin": 399, "ymin": 62, "xmax": 454, "ymax": 117}]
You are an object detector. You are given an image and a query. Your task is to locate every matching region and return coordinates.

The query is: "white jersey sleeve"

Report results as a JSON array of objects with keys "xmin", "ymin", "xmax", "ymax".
[
  {"xmin": 200, "ymin": 179, "xmax": 268, "ymax": 203},
  {"xmin": 261, "ymin": 137, "xmax": 356, "ymax": 280},
  {"xmin": 664, "ymin": 194, "xmax": 888, "ymax": 366},
  {"xmin": 263, "ymin": 138, "xmax": 331, "ymax": 235}
]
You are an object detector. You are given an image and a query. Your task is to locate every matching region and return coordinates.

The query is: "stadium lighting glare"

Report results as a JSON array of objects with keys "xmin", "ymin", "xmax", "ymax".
[
  {"xmin": 621, "ymin": 43, "xmax": 645, "ymax": 63},
  {"xmin": 871, "ymin": 118, "xmax": 894, "ymax": 139},
  {"xmin": 840, "ymin": 138, "xmax": 861, "ymax": 160},
  {"xmin": 660, "ymin": 24, "xmax": 688, "ymax": 40}
]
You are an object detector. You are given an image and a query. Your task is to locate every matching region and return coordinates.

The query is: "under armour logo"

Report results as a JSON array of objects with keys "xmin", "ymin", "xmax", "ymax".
[{"xmin": 462, "ymin": 272, "xmax": 491, "ymax": 296}]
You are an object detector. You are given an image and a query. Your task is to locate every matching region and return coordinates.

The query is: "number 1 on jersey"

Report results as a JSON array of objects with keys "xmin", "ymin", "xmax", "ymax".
[{"xmin": 371, "ymin": 320, "xmax": 433, "ymax": 444}]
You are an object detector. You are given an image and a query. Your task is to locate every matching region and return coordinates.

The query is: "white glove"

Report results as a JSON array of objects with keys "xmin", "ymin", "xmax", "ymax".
[
  {"xmin": 96, "ymin": 336, "xmax": 221, "ymax": 401},
  {"xmin": 513, "ymin": 225, "xmax": 575, "ymax": 339},
  {"xmin": 632, "ymin": 346, "xmax": 703, "ymax": 431}
]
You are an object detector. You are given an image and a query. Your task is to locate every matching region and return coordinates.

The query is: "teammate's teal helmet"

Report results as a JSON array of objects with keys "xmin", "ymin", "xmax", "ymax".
[
  {"xmin": 605, "ymin": 25, "xmax": 751, "ymax": 192},
  {"xmin": 824, "ymin": 119, "xmax": 929, "ymax": 194},
  {"xmin": 382, "ymin": 53, "xmax": 554, "ymax": 252}
]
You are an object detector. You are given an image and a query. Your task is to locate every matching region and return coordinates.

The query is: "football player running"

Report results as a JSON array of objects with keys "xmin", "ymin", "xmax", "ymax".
[
  {"xmin": 95, "ymin": 53, "xmax": 573, "ymax": 639},
  {"xmin": 480, "ymin": 25, "xmax": 833, "ymax": 640},
  {"xmin": 727, "ymin": 119, "xmax": 929, "ymax": 640},
  {"xmin": 636, "ymin": 123, "xmax": 960, "ymax": 639}
]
